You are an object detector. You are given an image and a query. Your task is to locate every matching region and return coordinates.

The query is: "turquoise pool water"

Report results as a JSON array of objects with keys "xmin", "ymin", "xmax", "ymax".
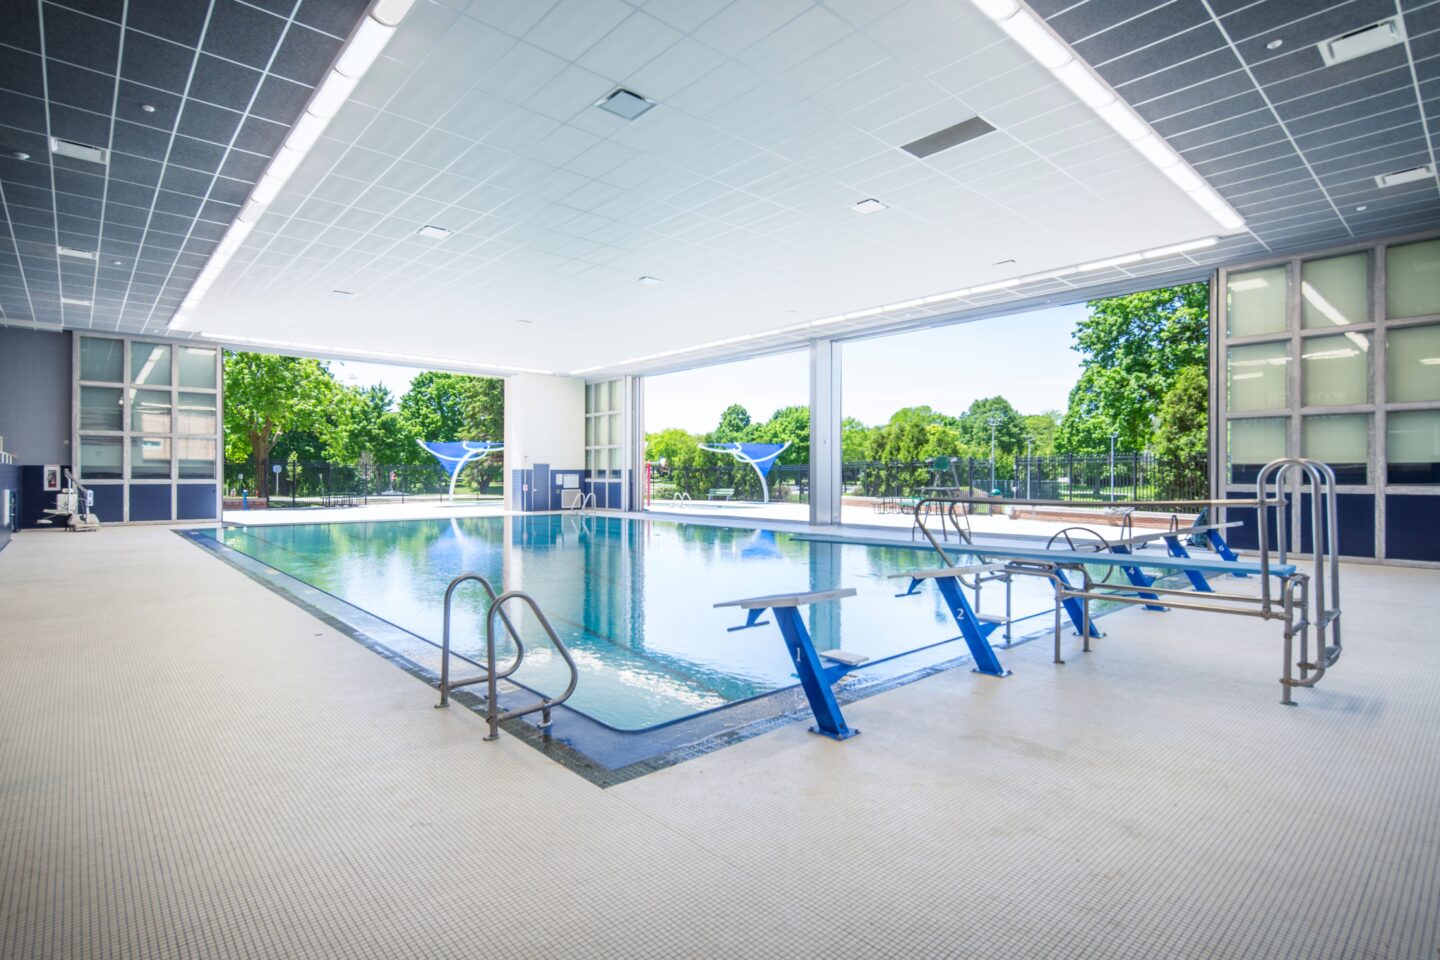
[{"xmin": 202, "ymin": 516, "xmax": 1054, "ymax": 730}]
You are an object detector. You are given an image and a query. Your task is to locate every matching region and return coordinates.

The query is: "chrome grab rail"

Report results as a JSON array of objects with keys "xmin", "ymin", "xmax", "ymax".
[
  {"xmin": 570, "ymin": 491, "xmax": 597, "ymax": 513},
  {"xmin": 433, "ymin": 573, "xmax": 579, "ymax": 740}
]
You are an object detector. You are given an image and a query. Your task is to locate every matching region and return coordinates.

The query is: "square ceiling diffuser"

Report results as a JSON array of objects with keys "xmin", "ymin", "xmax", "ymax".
[{"xmin": 595, "ymin": 89, "xmax": 656, "ymax": 121}]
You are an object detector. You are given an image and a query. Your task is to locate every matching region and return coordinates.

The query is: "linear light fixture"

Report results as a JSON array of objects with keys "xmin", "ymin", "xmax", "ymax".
[
  {"xmin": 969, "ymin": 0, "xmax": 1245, "ymax": 234},
  {"xmin": 197, "ymin": 332, "xmax": 553, "ymax": 375},
  {"xmin": 570, "ymin": 235, "xmax": 1220, "ymax": 375},
  {"xmin": 169, "ymin": 0, "xmax": 416, "ymax": 330}
]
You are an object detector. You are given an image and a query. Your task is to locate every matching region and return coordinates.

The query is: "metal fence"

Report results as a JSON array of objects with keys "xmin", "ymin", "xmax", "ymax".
[
  {"xmin": 647, "ymin": 463, "xmax": 810, "ymax": 503},
  {"xmin": 224, "ymin": 459, "xmax": 503, "ymax": 505}
]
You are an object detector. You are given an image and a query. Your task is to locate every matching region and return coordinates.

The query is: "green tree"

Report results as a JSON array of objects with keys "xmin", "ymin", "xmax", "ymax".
[
  {"xmin": 645, "ymin": 427, "xmax": 704, "ymax": 468},
  {"xmin": 399, "ymin": 372, "xmax": 472, "ymax": 442},
  {"xmin": 957, "ymin": 396, "xmax": 1025, "ymax": 456},
  {"xmin": 748, "ymin": 405, "xmax": 809, "ymax": 464},
  {"xmin": 710, "ymin": 403, "xmax": 752, "ymax": 443},
  {"xmin": 1058, "ymin": 282, "xmax": 1209, "ymax": 452},
  {"xmin": 461, "ymin": 377, "xmax": 504, "ymax": 440},
  {"xmin": 1152, "ymin": 365, "xmax": 1210, "ymax": 498},
  {"xmin": 841, "ymin": 417, "xmax": 872, "ymax": 462},
  {"xmin": 223, "ymin": 351, "xmax": 340, "ymax": 498},
  {"xmin": 1022, "ymin": 411, "xmax": 1061, "ymax": 456},
  {"xmin": 328, "ymin": 384, "xmax": 416, "ymax": 465}
]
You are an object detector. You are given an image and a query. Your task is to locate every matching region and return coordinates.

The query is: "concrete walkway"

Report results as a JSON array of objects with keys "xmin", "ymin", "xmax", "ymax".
[{"xmin": 1, "ymin": 524, "xmax": 1436, "ymax": 959}]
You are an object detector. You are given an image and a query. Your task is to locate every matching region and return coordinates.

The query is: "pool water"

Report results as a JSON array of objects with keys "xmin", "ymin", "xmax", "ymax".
[{"xmin": 202, "ymin": 516, "xmax": 1062, "ymax": 730}]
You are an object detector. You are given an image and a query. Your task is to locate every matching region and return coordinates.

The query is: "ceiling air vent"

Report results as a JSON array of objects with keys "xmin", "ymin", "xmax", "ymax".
[
  {"xmin": 1375, "ymin": 165, "xmax": 1435, "ymax": 188},
  {"xmin": 1318, "ymin": 17, "xmax": 1405, "ymax": 66},
  {"xmin": 49, "ymin": 137, "xmax": 109, "ymax": 165},
  {"xmin": 594, "ymin": 88, "xmax": 655, "ymax": 121},
  {"xmin": 901, "ymin": 116, "xmax": 995, "ymax": 159}
]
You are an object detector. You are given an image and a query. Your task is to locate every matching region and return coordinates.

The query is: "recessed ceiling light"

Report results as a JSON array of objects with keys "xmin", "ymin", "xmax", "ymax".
[
  {"xmin": 49, "ymin": 137, "xmax": 108, "ymax": 165},
  {"xmin": 849, "ymin": 198, "xmax": 888, "ymax": 215},
  {"xmin": 1319, "ymin": 16, "xmax": 1405, "ymax": 66},
  {"xmin": 1266, "ymin": 38, "xmax": 1284, "ymax": 50},
  {"xmin": 993, "ymin": 258, "xmax": 1015, "ymax": 265},
  {"xmin": 57, "ymin": 246, "xmax": 96, "ymax": 260},
  {"xmin": 594, "ymin": 88, "xmax": 656, "ymax": 121},
  {"xmin": 1355, "ymin": 205, "xmax": 1368, "ymax": 211},
  {"xmin": 9, "ymin": 150, "xmax": 29, "ymax": 160},
  {"xmin": 331, "ymin": 289, "xmax": 354, "ymax": 297},
  {"xmin": 516, "ymin": 318, "xmax": 534, "ymax": 324},
  {"xmin": 415, "ymin": 224, "xmax": 452, "ymax": 239},
  {"xmin": 140, "ymin": 103, "xmax": 156, "ymax": 113},
  {"xmin": 61, "ymin": 297, "xmax": 92, "ymax": 306},
  {"xmin": 1375, "ymin": 165, "xmax": 1434, "ymax": 188},
  {"xmin": 637, "ymin": 276, "xmax": 662, "ymax": 286}
]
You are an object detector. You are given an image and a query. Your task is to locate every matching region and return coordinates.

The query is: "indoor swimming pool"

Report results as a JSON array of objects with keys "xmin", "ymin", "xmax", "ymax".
[{"xmin": 196, "ymin": 515, "xmax": 1071, "ymax": 731}]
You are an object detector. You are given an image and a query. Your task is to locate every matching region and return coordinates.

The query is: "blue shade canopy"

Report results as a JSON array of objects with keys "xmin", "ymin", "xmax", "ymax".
[
  {"xmin": 417, "ymin": 440, "xmax": 503, "ymax": 500},
  {"xmin": 699, "ymin": 442, "xmax": 789, "ymax": 477}
]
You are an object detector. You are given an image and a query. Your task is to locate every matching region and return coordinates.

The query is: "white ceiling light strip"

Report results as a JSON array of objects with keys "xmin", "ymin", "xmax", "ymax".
[
  {"xmin": 169, "ymin": 0, "xmax": 415, "ymax": 329},
  {"xmin": 197, "ymin": 332, "xmax": 554, "ymax": 375},
  {"xmin": 571, "ymin": 236, "xmax": 1220, "ymax": 375},
  {"xmin": 971, "ymin": 0, "xmax": 1246, "ymax": 233}
]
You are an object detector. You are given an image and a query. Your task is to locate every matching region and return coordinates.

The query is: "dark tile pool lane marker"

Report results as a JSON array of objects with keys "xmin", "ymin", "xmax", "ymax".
[{"xmin": 178, "ymin": 528, "xmax": 1081, "ymax": 787}]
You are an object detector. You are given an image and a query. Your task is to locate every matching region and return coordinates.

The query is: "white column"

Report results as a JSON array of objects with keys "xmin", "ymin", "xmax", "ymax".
[
  {"xmin": 626, "ymin": 375, "xmax": 645, "ymax": 512},
  {"xmin": 503, "ymin": 373, "xmax": 585, "ymax": 511},
  {"xmin": 809, "ymin": 339, "xmax": 842, "ymax": 525}
]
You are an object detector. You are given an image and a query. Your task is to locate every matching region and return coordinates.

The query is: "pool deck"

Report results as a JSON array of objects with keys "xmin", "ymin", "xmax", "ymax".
[{"xmin": 2, "ymin": 522, "xmax": 1437, "ymax": 959}]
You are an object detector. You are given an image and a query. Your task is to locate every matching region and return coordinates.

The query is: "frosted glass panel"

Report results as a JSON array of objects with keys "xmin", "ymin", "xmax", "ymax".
[
  {"xmin": 1301, "ymin": 253, "xmax": 1367, "ymax": 328},
  {"xmin": 1228, "ymin": 341, "xmax": 1289, "ymax": 411},
  {"xmin": 1301, "ymin": 333, "xmax": 1369, "ymax": 406},
  {"xmin": 1229, "ymin": 417, "xmax": 1287, "ymax": 481},
  {"xmin": 1227, "ymin": 266, "xmax": 1288, "ymax": 336},
  {"xmin": 130, "ymin": 437, "xmax": 171, "ymax": 478},
  {"xmin": 1386, "ymin": 239, "xmax": 1440, "ymax": 319},
  {"xmin": 177, "ymin": 346, "xmax": 216, "ymax": 388},
  {"xmin": 80, "ymin": 337, "xmax": 123, "ymax": 382},
  {"xmin": 607, "ymin": 379, "xmax": 621, "ymax": 411},
  {"xmin": 1387, "ymin": 410, "xmax": 1440, "ymax": 484},
  {"xmin": 593, "ymin": 414, "xmax": 609, "ymax": 447},
  {"xmin": 1386, "ymin": 324, "xmax": 1440, "ymax": 403},
  {"xmin": 79, "ymin": 386, "xmax": 123, "ymax": 431},
  {"xmin": 79, "ymin": 436, "xmax": 122, "ymax": 479},
  {"xmin": 130, "ymin": 342, "xmax": 171, "ymax": 385},
  {"xmin": 177, "ymin": 438, "xmax": 216, "ymax": 478},
  {"xmin": 1303, "ymin": 415, "xmax": 1369, "ymax": 484},
  {"xmin": 177, "ymin": 392, "xmax": 217, "ymax": 434},
  {"xmin": 130, "ymin": 389, "xmax": 172, "ymax": 433}
]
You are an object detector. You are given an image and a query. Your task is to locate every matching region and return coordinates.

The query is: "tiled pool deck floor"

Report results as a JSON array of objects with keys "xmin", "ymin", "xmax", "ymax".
[{"xmin": 2, "ymin": 524, "xmax": 1437, "ymax": 959}]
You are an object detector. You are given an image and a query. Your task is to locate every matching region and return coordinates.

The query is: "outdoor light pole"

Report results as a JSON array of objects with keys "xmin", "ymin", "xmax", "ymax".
[
  {"xmin": 987, "ymin": 416, "xmax": 1000, "ymax": 494},
  {"xmin": 1108, "ymin": 432, "xmax": 1119, "ymax": 502},
  {"xmin": 1025, "ymin": 436, "xmax": 1034, "ymax": 499}
]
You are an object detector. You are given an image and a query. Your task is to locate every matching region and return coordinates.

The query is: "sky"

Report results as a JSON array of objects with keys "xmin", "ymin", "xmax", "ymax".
[
  {"xmin": 331, "ymin": 359, "xmax": 427, "ymax": 401},
  {"xmin": 644, "ymin": 303, "xmax": 1088, "ymax": 434}
]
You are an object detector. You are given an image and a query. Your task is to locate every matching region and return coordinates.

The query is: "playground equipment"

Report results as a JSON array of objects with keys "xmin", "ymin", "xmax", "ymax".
[
  {"xmin": 37, "ymin": 469, "xmax": 100, "ymax": 532},
  {"xmin": 697, "ymin": 441, "xmax": 790, "ymax": 504},
  {"xmin": 416, "ymin": 440, "xmax": 502, "ymax": 501}
]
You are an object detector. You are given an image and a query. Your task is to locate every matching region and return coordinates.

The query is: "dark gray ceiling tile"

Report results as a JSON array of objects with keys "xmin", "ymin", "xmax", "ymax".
[
  {"xmin": 1117, "ymin": 47, "xmax": 1240, "ymax": 104},
  {"xmin": 1285, "ymin": 88, "xmax": 1416, "ymax": 136},
  {"xmin": 1209, "ymin": 156, "xmax": 1309, "ymax": 190},
  {"xmin": 249, "ymin": 74, "xmax": 310, "ymax": 124},
  {"xmin": 1150, "ymin": 91, "xmax": 1269, "ymax": 139},
  {"xmin": 198, "ymin": 199, "xmax": 238, "ymax": 223},
  {"xmin": 1402, "ymin": 3, "xmax": 1440, "ymax": 34},
  {"xmin": 0, "ymin": 44, "xmax": 45, "ymax": 98},
  {"xmin": 52, "ymin": 166, "xmax": 106, "ymax": 198},
  {"xmin": 202, "ymin": 0, "xmax": 289, "ymax": 70},
  {"xmin": 45, "ymin": 60, "xmax": 117, "ymax": 115},
  {"xmin": 269, "ymin": 24, "xmax": 341, "ymax": 88},
  {"xmin": 218, "ymin": 149, "xmax": 268, "ymax": 181},
  {"xmin": 159, "ymin": 165, "xmax": 214, "ymax": 197},
  {"xmin": 107, "ymin": 152, "xmax": 163, "ymax": 187},
  {"xmin": 1074, "ymin": 0, "xmax": 1212, "ymax": 65},
  {"xmin": 154, "ymin": 190, "xmax": 204, "ymax": 218},
  {"xmin": 105, "ymin": 181, "xmax": 156, "ymax": 209},
  {"xmin": 206, "ymin": 176, "xmax": 252, "ymax": 205},
  {"xmin": 233, "ymin": 115, "xmax": 287, "ymax": 155},
  {"xmin": 1309, "ymin": 134, "xmax": 1428, "ymax": 171},
  {"xmin": 47, "ymin": 103, "xmax": 113, "ymax": 148},
  {"xmin": 1229, "ymin": 0, "xmax": 1399, "ymax": 59},
  {"xmin": 1166, "ymin": 110, "xmax": 1278, "ymax": 152},
  {"xmin": 0, "ymin": 89, "xmax": 47, "ymax": 135},
  {"xmin": 119, "ymin": 30, "xmax": 198, "ymax": 94},
  {"xmin": 1272, "ymin": 67, "xmax": 1414, "ymax": 123},
  {"xmin": 293, "ymin": 0, "xmax": 370, "ymax": 39},
  {"xmin": 1293, "ymin": 103, "xmax": 1424, "ymax": 147},
  {"xmin": 43, "ymin": 5, "xmax": 121, "ymax": 74},
  {"xmin": 176, "ymin": 99, "xmax": 244, "ymax": 145},
  {"xmin": 1048, "ymin": 0, "xmax": 1172, "ymax": 41},
  {"xmin": 110, "ymin": 117, "xmax": 172, "ymax": 159},
  {"xmin": 0, "ymin": 0, "xmax": 42, "ymax": 53},
  {"xmin": 5, "ymin": 183, "xmax": 52, "ymax": 211},
  {"xmin": 1135, "ymin": 69, "xmax": 1255, "ymax": 125},
  {"xmin": 167, "ymin": 134, "xmax": 226, "ymax": 171},
  {"xmin": 53, "ymin": 191, "xmax": 100, "ymax": 219},
  {"xmin": 187, "ymin": 54, "xmax": 263, "ymax": 111},
  {"xmin": 1191, "ymin": 138, "xmax": 1297, "ymax": 176},
  {"xmin": 1222, "ymin": 166, "xmax": 1316, "ymax": 198},
  {"xmin": 1263, "ymin": 45, "xmax": 1407, "ymax": 102}
]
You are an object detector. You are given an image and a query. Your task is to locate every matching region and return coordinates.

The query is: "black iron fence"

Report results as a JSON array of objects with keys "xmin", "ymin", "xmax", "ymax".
[
  {"xmin": 649, "ymin": 454, "xmax": 1208, "ymax": 505},
  {"xmin": 224, "ymin": 459, "xmax": 503, "ymax": 505}
]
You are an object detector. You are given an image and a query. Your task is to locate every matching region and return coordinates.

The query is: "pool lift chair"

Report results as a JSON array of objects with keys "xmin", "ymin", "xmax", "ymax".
[
  {"xmin": 37, "ymin": 469, "xmax": 100, "ymax": 532},
  {"xmin": 434, "ymin": 574, "xmax": 579, "ymax": 741}
]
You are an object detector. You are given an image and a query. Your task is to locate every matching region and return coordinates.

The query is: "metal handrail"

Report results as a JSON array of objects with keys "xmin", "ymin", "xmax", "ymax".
[
  {"xmin": 481, "ymin": 591, "xmax": 578, "ymax": 740},
  {"xmin": 571, "ymin": 491, "xmax": 597, "ymax": 513},
  {"xmin": 436, "ymin": 574, "xmax": 525, "ymax": 707}
]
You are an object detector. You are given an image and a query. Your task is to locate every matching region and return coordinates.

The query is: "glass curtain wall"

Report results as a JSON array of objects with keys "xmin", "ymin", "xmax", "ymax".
[{"xmin": 1214, "ymin": 233, "xmax": 1440, "ymax": 561}]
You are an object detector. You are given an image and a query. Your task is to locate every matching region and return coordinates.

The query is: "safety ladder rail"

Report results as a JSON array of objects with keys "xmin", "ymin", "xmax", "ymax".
[
  {"xmin": 435, "ymin": 574, "xmax": 579, "ymax": 740},
  {"xmin": 570, "ymin": 491, "xmax": 597, "ymax": 513},
  {"xmin": 1256, "ymin": 458, "xmax": 1342, "ymax": 696}
]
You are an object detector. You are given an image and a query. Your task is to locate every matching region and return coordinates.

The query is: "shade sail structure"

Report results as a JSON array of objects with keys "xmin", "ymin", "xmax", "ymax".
[
  {"xmin": 417, "ymin": 440, "xmax": 503, "ymax": 501},
  {"xmin": 698, "ymin": 442, "xmax": 791, "ymax": 503}
]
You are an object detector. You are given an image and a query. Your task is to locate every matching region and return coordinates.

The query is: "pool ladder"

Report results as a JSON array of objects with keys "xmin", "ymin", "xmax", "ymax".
[{"xmin": 435, "ymin": 574, "xmax": 579, "ymax": 740}]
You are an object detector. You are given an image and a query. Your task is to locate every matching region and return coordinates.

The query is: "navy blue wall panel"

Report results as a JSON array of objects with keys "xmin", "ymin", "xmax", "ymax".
[
  {"xmin": 128, "ymin": 485, "xmax": 171, "ymax": 522},
  {"xmin": 89, "ymin": 485, "xmax": 123, "ymax": 523},
  {"xmin": 1386, "ymin": 496, "xmax": 1440, "ymax": 562},
  {"xmin": 1223, "ymin": 492, "xmax": 1285, "ymax": 552},
  {"xmin": 176, "ymin": 484, "xmax": 217, "ymax": 520},
  {"xmin": 1299, "ymin": 493, "xmax": 1375, "ymax": 559},
  {"xmin": 0, "ymin": 463, "xmax": 18, "ymax": 552}
]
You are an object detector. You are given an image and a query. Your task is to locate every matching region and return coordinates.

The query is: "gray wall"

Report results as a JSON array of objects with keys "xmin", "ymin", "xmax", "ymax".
[{"xmin": 0, "ymin": 328, "xmax": 71, "ymax": 465}]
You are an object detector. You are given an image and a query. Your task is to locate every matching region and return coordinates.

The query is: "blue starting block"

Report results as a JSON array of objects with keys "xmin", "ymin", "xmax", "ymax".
[{"xmin": 715, "ymin": 588, "xmax": 864, "ymax": 740}]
